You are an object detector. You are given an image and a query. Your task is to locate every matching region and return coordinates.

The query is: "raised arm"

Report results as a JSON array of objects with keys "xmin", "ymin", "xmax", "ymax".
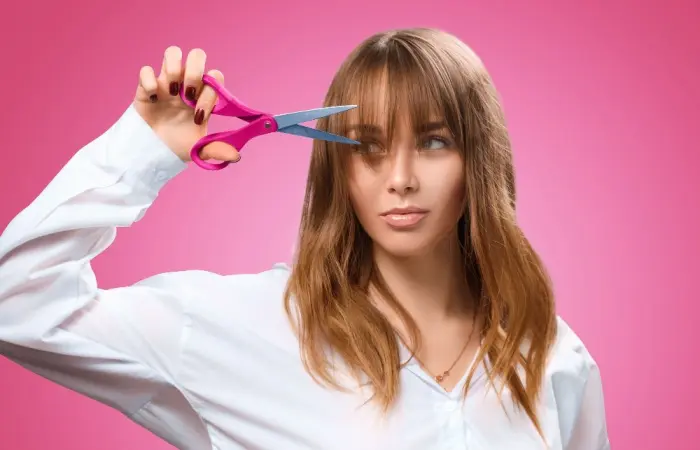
[
  {"xmin": 0, "ymin": 102, "xmax": 188, "ymax": 409},
  {"xmin": 0, "ymin": 46, "xmax": 240, "ymax": 447}
]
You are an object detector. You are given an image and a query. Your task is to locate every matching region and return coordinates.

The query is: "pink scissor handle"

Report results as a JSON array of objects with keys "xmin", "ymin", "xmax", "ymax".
[
  {"xmin": 189, "ymin": 115, "xmax": 279, "ymax": 170},
  {"xmin": 180, "ymin": 74, "xmax": 273, "ymax": 170},
  {"xmin": 179, "ymin": 74, "xmax": 263, "ymax": 119}
]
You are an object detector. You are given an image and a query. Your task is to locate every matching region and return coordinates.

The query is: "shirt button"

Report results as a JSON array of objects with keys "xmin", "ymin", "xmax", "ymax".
[{"xmin": 155, "ymin": 172, "xmax": 167, "ymax": 182}]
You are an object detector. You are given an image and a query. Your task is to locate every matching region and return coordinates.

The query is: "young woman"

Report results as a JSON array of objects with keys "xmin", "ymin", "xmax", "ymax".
[{"xmin": 0, "ymin": 28, "xmax": 609, "ymax": 449}]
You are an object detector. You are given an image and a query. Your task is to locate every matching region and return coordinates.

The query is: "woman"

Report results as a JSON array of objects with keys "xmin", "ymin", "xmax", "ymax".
[{"xmin": 0, "ymin": 28, "xmax": 609, "ymax": 449}]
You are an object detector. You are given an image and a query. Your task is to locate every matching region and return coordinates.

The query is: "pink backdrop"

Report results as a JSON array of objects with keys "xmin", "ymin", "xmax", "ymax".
[{"xmin": 2, "ymin": 0, "xmax": 698, "ymax": 448}]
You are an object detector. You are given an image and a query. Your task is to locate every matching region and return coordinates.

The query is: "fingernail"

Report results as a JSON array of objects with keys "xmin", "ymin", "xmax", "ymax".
[
  {"xmin": 185, "ymin": 86, "xmax": 197, "ymax": 101},
  {"xmin": 233, "ymin": 154, "xmax": 241, "ymax": 163},
  {"xmin": 194, "ymin": 108, "xmax": 204, "ymax": 125},
  {"xmin": 169, "ymin": 82, "xmax": 179, "ymax": 96},
  {"xmin": 149, "ymin": 94, "xmax": 158, "ymax": 103}
]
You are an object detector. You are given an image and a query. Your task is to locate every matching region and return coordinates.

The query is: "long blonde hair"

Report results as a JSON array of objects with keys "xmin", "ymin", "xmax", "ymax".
[{"xmin": 283, "ymin": 28, "xmax": 557, "ymax": 435}]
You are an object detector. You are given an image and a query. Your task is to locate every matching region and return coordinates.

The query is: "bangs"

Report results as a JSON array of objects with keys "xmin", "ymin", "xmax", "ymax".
[{"xmin": 320, "ymin": 34, "xmax": 467, "ymax": 152}]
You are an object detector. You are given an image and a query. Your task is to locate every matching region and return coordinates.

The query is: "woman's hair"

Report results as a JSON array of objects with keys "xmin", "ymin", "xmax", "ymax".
[{"xmin": 283, "ymin": 27, "xmax": 556, "ymax": 435}]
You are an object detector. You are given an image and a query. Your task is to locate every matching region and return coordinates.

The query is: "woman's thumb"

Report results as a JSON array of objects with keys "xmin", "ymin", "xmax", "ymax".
[{"xmin": 199, "ymin": 142, "xmax": 241, "ymax": 163}]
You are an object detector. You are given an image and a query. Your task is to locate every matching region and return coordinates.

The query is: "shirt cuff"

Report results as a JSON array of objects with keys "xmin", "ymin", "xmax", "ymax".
[{"xmin": 105, "ymin": 104, "xmax": 189, "ymax": 194}]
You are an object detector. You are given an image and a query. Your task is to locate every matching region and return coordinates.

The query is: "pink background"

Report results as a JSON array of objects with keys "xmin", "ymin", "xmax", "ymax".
[{"xmin": 1, "ymin": 0, "xmax": 698, "ymax": 448}]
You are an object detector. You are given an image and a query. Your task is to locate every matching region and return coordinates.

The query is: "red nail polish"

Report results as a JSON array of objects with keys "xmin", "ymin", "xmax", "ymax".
[
  {"xmin": 194, "ymin": 109, "xmax": 204, "ymax": 125},
  {"xmin": 169, "ymin": 82, "xmax": 179, "ymax": 96},
  {"xmin": 149, "ymin": 94, "xmax": 158, "ymax": 103},
  {"xmin": 185, "ymin": 86, "xmax": 197, "ymax": 101}
]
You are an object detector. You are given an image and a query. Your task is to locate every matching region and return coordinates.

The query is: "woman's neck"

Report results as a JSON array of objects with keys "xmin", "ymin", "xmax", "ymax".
[{"xmin": 371, "ymin": 236, "xmax": 472, "ymax": 329}]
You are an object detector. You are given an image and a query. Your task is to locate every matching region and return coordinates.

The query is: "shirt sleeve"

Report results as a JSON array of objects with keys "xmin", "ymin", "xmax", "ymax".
[
  {"xmin": 0, "ymin": 104, "xmax": 193, "ymax": 417},
  {"xmin": 550, "ymin": 317, "xmax": 611, "ymax": 450},
  {"xmin": 567, "ymin": 359, "xmax": 611, "ymax": 450}
]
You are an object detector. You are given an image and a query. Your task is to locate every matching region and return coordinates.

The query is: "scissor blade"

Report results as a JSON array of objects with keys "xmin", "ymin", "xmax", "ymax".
[
  {"xmin": 278, "ymin": 124, "xmax": 360, "ymax": 145},
  {"xmin": 274, "ymin": 105, "xmax": 357, "ymax": 129}
]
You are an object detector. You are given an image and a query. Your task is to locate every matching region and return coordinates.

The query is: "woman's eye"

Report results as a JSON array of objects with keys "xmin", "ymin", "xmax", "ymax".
[
  {"xmin": 353, "ymin": 141, "xmax": 383, "ymax": 153},
  {"xmin": 421, "ymin": 136, "xmax": 450, "ymax": 150}
]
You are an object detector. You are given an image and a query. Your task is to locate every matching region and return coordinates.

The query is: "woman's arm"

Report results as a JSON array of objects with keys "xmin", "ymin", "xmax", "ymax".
[{"xmin": 0, "ymin": 104, "xmax": 195, "ymax": 422}]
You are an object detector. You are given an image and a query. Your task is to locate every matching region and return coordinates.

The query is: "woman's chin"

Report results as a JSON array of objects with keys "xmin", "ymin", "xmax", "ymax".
[{"xmin": 374, "ymin": 235, "xmax": 434, "ymax": 259}]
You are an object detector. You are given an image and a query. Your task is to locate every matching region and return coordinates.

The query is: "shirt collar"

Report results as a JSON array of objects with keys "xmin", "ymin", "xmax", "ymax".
[{"xmin": 397, "ymin": 339, "xmax": 420, "ymax": 367}]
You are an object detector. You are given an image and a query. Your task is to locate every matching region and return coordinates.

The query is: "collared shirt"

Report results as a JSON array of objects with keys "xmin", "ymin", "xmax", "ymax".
[{"xmin": 0, "ymin": 105, "xmax": 610, "ymax": 450}]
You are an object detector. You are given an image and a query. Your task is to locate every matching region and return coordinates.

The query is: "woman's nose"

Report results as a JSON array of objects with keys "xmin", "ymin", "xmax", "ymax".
[{"xmin": 386, "ymin": 146, "xmax": 419, "ymax": 195}]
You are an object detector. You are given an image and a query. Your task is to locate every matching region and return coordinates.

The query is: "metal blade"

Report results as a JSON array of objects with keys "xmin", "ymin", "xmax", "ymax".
[
  {"xmin": 278, "ymin": 124, "xmax": 360, "ymax": 145},
  {"xmin": 274, "ymin": 105, "xmax": 357, "ymax": 129}
]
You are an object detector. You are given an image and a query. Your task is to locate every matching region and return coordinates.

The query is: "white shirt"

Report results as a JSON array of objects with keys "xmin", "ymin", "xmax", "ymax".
[{"xmin": 0, "ymin": 105, "xmax": 610, "ymax": 450}]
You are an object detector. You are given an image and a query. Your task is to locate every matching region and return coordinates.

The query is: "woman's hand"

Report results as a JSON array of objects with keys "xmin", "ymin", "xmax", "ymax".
[{"xmin": 132, "ymin": 46, "xmax": 239, "ymax": 163}]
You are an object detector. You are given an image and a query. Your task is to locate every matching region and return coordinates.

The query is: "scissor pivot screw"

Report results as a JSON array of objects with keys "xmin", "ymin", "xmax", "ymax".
[{"xmin": 264, "ymin": 121, "xmax": 271, "ymax": 128}]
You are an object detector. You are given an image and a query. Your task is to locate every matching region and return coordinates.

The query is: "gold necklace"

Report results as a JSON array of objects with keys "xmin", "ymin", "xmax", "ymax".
[{"xmin": 402, "ymin": 312, "xmax": 477, "ymax": 385}]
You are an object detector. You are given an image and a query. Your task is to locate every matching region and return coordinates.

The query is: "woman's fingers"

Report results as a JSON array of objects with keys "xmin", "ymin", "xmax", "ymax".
[
  {"xmin": 193, "ymin": 68, "xmax": 239, "ymax": 162},
  {"xmin": 183, "ymin": 48, "xmax": 206, "ymax": 103},
  {"xmin": 160, "ymin": 46, "xmax": 183, "ymax": 97},
  {"xmin": 194, "ymin": 69, "xmax": 223, "ymax": 125},
  {"xmin": 132, "ymin": 45, "xmax": 239, "ymax": 163},
  {"xmin": 137, "ymin": 65, "xmax": 158, "ymax": 103},
  {"xmin": 137, "ymin": 46, "xmax": 239, "ymax": 163}
]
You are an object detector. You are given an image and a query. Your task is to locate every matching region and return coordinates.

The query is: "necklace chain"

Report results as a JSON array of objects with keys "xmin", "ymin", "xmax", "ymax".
[{"xmin": 402, "ymin": 311, "xmax": 477, "ymax": 387}]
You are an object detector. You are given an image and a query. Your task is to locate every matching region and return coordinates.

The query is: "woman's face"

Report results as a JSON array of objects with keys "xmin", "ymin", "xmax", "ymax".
[{"xmin": 346, "ymin": 99, "xmax": 465, "ymax": 259}]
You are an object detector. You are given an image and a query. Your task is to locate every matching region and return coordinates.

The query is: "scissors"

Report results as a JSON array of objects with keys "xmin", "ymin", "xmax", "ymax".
[{"xmin": 179, "ymin": 74, "xmax": 360, "ymax": 170}]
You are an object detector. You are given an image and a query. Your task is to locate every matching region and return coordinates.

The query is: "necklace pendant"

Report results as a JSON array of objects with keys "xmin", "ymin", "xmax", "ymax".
[{"xmin": 435, "ymin": 370, "xmax": 450, "ymax": 383}]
